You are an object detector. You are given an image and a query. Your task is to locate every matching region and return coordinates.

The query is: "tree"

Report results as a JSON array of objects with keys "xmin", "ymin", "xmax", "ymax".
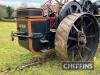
[
  {"xmin": 6, "ymin": 6, "xmax": 14, "ymax": 18},
  {"xmin": 0, "ymin": 5, "xmax": 7, "ymax": 19}
]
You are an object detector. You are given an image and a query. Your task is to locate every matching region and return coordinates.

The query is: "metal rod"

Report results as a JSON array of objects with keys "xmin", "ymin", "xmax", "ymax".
[
  {"xmin": 13, "ymin": 34, "xmax": 31, "ymax": 38},
  {"xmin": 64, "ymin": 0, "xmax": 68, "ymax": 4},
  {"xmin": 55, "ymin": 0, "xmax": 62, "ymax": 5},
  {"xmin": 72, "ymin": 24, "xmax": 80, "ymax": 32},
  {"xmin": 81, "ymin": 0, "xmax": 86, "ymax": 9}
]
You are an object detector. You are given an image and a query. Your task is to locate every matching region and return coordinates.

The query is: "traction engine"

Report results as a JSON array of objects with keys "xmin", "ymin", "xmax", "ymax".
[{"xmin": 11, "ymin": 0, "xmax": 100, "ymax": 61}]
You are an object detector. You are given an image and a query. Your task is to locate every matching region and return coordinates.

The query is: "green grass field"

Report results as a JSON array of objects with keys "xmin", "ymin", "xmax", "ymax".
[{"xmin": 0, "ymin": 21, "xmax": 100, "ymax": 75}]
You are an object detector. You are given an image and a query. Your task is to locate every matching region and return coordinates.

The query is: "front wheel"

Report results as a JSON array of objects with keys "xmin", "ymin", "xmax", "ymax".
[{"xmin": 55, "ymin": 13, "xmax": 99, "ymax": 61}]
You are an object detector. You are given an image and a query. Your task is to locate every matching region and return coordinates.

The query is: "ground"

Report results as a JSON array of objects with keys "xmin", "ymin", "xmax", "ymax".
[{"xmin": 0, "ymin": 21, "xmax": 100, "ymax": 75}]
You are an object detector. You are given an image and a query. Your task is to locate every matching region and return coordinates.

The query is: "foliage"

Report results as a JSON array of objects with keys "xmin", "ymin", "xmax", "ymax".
[
  {"xmin": 6, "ymin": 6, "xmax": 14, "ymax": 18},
  {"xmin": 0, "ymin": 5, "xmax": 8, "ymax": 18}
]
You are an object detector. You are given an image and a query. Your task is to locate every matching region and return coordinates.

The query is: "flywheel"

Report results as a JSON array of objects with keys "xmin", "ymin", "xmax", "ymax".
[
  {"xmin": 80, "ymin": 0, "xmax": 99, "ymax": 15},
  {"xmin": 59, "ymin": 1, "xmax": 82, "ymax": 19},
  {"xmin": 55, "ymin": 13, "xmax": 99, "ymax": 61}
]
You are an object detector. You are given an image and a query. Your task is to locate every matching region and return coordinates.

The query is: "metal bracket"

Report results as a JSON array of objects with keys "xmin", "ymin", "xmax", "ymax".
[{"xmin": 11, "ymin": 32, "xmax": 43, "ymax": 41}]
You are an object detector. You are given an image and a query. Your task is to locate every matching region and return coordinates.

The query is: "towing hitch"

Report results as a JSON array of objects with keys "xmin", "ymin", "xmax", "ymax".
[{"xmin": 11, "ymin": 32, "xmax": 43, "ymax": 41}]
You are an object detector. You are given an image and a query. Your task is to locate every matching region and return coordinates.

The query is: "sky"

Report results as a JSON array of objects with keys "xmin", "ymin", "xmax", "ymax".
[
  {"xmin": 0, "ymin": 0, "xmax": 98, "ymax": 9},
  {"xmin": 0, "ymin": 0, "xmax": 50, "ymax": 9}
]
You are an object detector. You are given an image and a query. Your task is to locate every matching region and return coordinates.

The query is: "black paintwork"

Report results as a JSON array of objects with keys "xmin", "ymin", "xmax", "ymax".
[
  {"xmin": 31, "ymin": 20, "xmax": 55, "ymax": 51},
  {"xmin": 17, "ymin": 21, "xmax": 29, "ymax": 50},
  {"xmin": 17, "ymin": 10, "xmax": 42, "ymax": 18},
  {"xmin": 16, "ymin": 8, "xmax": 56, "ymax": 51}
]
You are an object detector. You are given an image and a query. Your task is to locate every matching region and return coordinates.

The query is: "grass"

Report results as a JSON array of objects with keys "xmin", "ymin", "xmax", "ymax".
[{"xmin": 0, "ymin": 21, "xmax": 100, "ymax": 75}]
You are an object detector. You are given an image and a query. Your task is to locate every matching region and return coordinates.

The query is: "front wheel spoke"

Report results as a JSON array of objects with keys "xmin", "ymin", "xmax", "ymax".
[
  {"xmin": 69, "ymin": 44, "xmax": 77, "ymax": 50},
  {"xmin": 72, "ymin": 50, "xmax": 75, "ymax": 61},
  {"xmin": 86, "ymin": 35, "xmax": 96, "ymax": 38},
  {"xmin": 87, "ymin": 22, "xmax": 92, "ymax": 28},
  {"xmin": 84, "ymin": 46, "xmax": 91, "ymax": 51},
  {"xmin": 72, "ymin": 24, "xmax": 80, "ymax": 32},
  {"xmin": 68, "ymin": 37, "xmax": 77, "ymax": 41},
  {"xmin": 81, "ymin": 26, "xmax": 84, "ymax": 33},
  {"xmin": 78, "ymin": 49, "xmax": 83, "ymax": 61}
]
